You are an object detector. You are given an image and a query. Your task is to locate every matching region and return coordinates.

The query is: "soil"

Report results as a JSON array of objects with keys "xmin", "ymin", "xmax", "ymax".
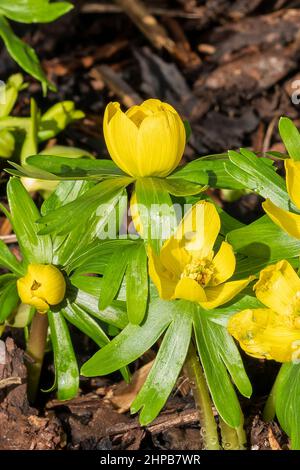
[{"xmin": 0, "ymin": 0, "xmax": 298, "ymax": 450}]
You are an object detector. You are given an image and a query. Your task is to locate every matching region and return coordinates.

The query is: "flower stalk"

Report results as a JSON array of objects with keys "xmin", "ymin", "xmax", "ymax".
[
  {"xmin": 184, "ymin": 341, "xmax": 220, "ymax": 450},
  {"xmin": 26, "ymin": 311, "xmax": 49, "ymax": 402}
]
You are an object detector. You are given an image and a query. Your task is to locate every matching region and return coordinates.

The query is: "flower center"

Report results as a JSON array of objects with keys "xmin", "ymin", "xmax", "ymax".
[
  {"xmin": 181, "ymin": 258, "xmax": 215, "ymax": 287},
  {"xmin": 31, "ymin": 280, "xmax": 41, "ymax": 291}
]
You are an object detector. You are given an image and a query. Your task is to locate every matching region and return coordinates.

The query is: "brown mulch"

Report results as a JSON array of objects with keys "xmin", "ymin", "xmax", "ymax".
[{"xmin": 0, "ymin": 337, "xmax": 289, "ymax": 450}]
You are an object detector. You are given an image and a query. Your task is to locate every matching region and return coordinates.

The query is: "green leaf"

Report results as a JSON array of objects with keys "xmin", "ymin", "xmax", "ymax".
[
  {"xmin": 62, "ymin": 302, "xmax": 109, "ymax": 348},
  {"xmin": 227, "ymin": 215, "xmax": 300, "ymax": 261},
  {"xmin": 7, "ymin": 178, "xmax": 52, "ymax": 263},
  {"xmin": 0, "ymin": 280, "xmax": 19, "ymax": 323},
  {"xmin": 0, "ymin": 0, "xmax": 73, "ymax": 23},
  {"xmin": 193, "ymin": 311, "xmax": 243, "ymax": 427},
  {"xmin": 131, "ymin": 300, "xmax": 193, "ymax": 425},
  {"xmin": 38, "ymin": 102, "xmax": 84, "ymax": 141},
  {"xmin": 126, "ymin": 243, "xmax": 148, "ymax": 325},
  {"xmin": 205, "ymin": 294, "xmax": 263, "ymax": 327},
  {"xmin": 39, "ymin": 145, "xmax": 94, "ymax": 159},
  {"xmin": 278, "ymin": 117, "xmax": 300, "ymax": 161},
  {"xmin": 27, "ymin": 154, "xmax": 125, "ymax": 178},
  {"xmin": 6, "ymin": 161, "xmax": 60, "ymax": 181},
  {"xmin": 41, "ymin": 179, "xmax": 94, "ymax": 216},
  {"xmin": 74, "ymin": 288, "xmax": 128, "ymax": 330},
  {"xmin": 207, "ymin": 320, "xmax": 252, "ymax": 398},
  {"xmin": 99, "ymin": 245, "xmax": 133, "ymax": 311},
  {"xmin": 134, "ymin": 177, "xmax": 177, "ymax": 253},
  {"xmin": 62, "ymin": 301, "xmax": 130, "ymax": 382},
  {"xmin": 163, "ymin": 177, "xmax": 206, "ymax": 196},
  {"xmin": 67, "ymin": 239, "xmax": 134, "ymax": 275},
  {"xmin": 20, "ymin": 98, "xmax": 38, "ymax": 164},
  {"xmin": 37, "ymin": 177, "xmax": 132, "ymax": 235},
  {"xmin": 184, "ymin": 119, "xmax": 192, "ymax": 142},
  {"xmin": 275, "ymin": 363, "xmax": 300, "ymax": 449},
  {"xmin": 0, "ymin": 239, "xmax": 24, "ymax": 276},
  {"xmin": 0, "ymin": 129, "xmax": 15, "ymax": 159},
  {"xmin": 170, "ymin": 154, "xmax": 244, "ymax": 189},
  {"xmin": 226, "ymin": 149, "xmax": 290, "ymax": 210},
  {"xmin": 48, "ymin": 310, "xmax": 79, "ymax": 400},
  {"xmin": 7, "ymin": 302, "xmax": 34, "ymax": 328},
  {"xmin": 0, "ymin": 73, "xmax": 24, "ymax": 118},
  {"xmin": 0, "ymin": 15, "xmax": 53, "ymax": 93},
  {"xmin": 81, "ymin": 297, "xmax": 173, "ymax": 377}
]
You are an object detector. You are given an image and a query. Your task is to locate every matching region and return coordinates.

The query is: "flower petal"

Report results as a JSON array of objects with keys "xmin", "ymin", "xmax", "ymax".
[
  {"xmin": 140, "ymin": 99, "xmax": 177, "ymax": 115},
  {"xmin": 201, "ymin": 277, "xmax": 253, "ymax": 309},
  {"xmin": 137, "ymin": 110, "xmax": 185, "ymax": 177},
  {"xmin": 263, "ymin": 198, "xmax": 300, "ymax": 239},
  {"xmin": 126, "ymin": 105, "xmax": 148, "ymax": 127},
  {"xmin": 285, "ymin": 159, "xmax": 300, "ymax": 210},
  {"xmin": 160, "ymin": 236, "xmax": 191, "ymax": 277},
  {"xmin": 175, "ymin": 201, "xmax": 220, "ymax": 258},
  {"xmin": 103, "ymin": 102, "xmax": 139, "ymax": 176},
  {"xmin": 254, "ymin": 260, "xmax": 300, "ymax": 317},
  {"xmin": 228, "ymin": 308, "xmax": 300, "ymax": 362},
  {"xmin": 148, "ymin": 245, "xmax": 176, "ymax": 300},
  {"xmin": 211, "ymin": 241, "xmax": 236, "ymax": 285},
  {"xmin": 172, "ymin": 277, "xmax": 207, "ymax": 303}
]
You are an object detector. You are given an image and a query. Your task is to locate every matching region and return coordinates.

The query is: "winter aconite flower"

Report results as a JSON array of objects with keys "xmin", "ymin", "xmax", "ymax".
[
  {"xmin": 148, "ymin": 201, "xmax": 253, "ymax": 309},
  {"xmin": 17, "ymin": 264, "xmax": 66, "ymax": 313},
  {"xmin": 263, "ymin": 159, "xmax": 300, "ymax": 239},
  {"xmin": 103, "ymin": 99, "xmax": 185, "ymax": 177},
  {"xmin": 228, "ymin": 260, "xmax": 300, "ymax": 362}
]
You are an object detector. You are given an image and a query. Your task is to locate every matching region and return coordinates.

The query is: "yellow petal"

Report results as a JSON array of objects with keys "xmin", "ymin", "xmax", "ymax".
[
  {"xmin": 211, "ymin": 241, "xmax": 236, "ymax": 285},
  {"xmin": 160, "ymin": 236, "xmax": 191, "ymax": 278},
  {"xmin": 140, "ymin": 99, "xmax": 178, "ymax": 115},
  {"xmin": 175, "ymin": 201, "xmax": 220, "ymax": 258},
  {"xmin": 254, "ymin": 260, "xmax": 300, "ymax": 317},
  {"xmin": 201, "ymin": 277, "xmax": 253, "ymax": 309},
  {"xmin": 137, "ymin": 110, "xmax": 185, "ymax": 177},
  {"xmin": 129, "ymin": 191, "xmax": 143, "ymax": 235},
  {"xmin": 103, "ymin": 102, "xmax": 139, "ymax": 176},
  {"xmin": 285, "ymin": 159, "xmax": 300, "ymax": 210},
  {"xmin": 228, "ymin": 308, "xmax": 300, "ymax": 362},
  {"xmin": 148, "ymin": 246, "xmax": 177, "ymax": 300},
  {"xmin": 126, "ymin": 105, "xmax": 148, "ymax": 127},
  {"xmin": 172, "ymin": 277, "xmax": 207, "ymax": 303},
  {"xmin": 263, "ymin": 198, "xmax": 300, "ymax": 239}
]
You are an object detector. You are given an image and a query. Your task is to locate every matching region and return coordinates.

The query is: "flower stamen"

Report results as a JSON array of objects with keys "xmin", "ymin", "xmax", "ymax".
[{"xmin": 181, "ymin": 258, "xmax": 215, "ymax": 287}]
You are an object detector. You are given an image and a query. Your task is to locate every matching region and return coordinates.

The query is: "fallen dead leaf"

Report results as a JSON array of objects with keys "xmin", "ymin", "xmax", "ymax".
[{"xmin": 106, "ymin": 360, "xmax": 154, "ymax": 413}]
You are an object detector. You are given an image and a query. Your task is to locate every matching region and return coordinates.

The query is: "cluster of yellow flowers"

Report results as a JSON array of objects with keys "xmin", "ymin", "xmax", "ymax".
[{"xmin": 17, "ymin": 99, "xmax": 300, "ymax": 364}]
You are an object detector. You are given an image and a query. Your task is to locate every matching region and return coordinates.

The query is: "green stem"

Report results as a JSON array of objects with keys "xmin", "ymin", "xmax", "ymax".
[
  {"xmin": 25, "ymin": 311, "xmax": 48, "ymax": 403},
  {"xmin": 184, "ymin": 342, "xmax": 220, "ymax": 450},
  {"xmin": 263, "ymin": 379, "xmax": 277, "ymax": 422},
  {"xmin": 0, "ymin": 116, "xmax": 29, "ymax": 130},
  {"xmin": 236, "ymin": 417, "xmax": 247, "ymax": 449},
  {"xmin": 219, "ymin": 419, "xmax": 239, "ymax": 450}
]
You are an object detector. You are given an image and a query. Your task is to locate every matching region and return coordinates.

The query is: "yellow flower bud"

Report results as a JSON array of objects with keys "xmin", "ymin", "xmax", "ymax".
[
  {"xmin": 103, "ymin": 99, "xmax": 186, "ymax": 177},
  {"xmin": 17, "ymin": 264, "xmax": 66, "ymax": 313}
]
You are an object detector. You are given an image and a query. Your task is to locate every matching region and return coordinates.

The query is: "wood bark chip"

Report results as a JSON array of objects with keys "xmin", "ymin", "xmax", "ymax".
[{"xmin": 0, "ymin": 338, "xmax": 64, "ymax": 450}]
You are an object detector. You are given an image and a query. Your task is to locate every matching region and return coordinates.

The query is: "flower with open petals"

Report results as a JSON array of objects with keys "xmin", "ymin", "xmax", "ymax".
[
  {"xmin": 103, "ymin": 99, "xmax": 185, "ymax": 177},
  {"xmin": 148, "ymin": 201, "xmax": 253, "ymax": 309},
  {"xmin": 263, "ymin": 159, "xmax": 300, "ymax": 239},
  {"xmin": 228, "ymin": 260, "xmax": 300, "ymax": 362},
  {"xmin": 17, "ymin": 264, "xmax": 66, "ymax": 313}
]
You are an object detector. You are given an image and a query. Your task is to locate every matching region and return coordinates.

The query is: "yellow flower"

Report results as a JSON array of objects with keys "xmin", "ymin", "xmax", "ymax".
[
  {"xmin": 228, "ymin": 260, "xmax": 300, "ymax": 362},
  {"xmin": 17, "ymin": 264, "xmax": 66, "ymax": 313},
  {"xmin": 103, "ymin": 99, "xmax": 185, "ymax": 177},
  {"xmin": 148, "ymin": 201, "xmax": 253, "ymax": 309},
  {"xmin": 263, "ymin": 159, "xmax": 300, "ymax": 239}
]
